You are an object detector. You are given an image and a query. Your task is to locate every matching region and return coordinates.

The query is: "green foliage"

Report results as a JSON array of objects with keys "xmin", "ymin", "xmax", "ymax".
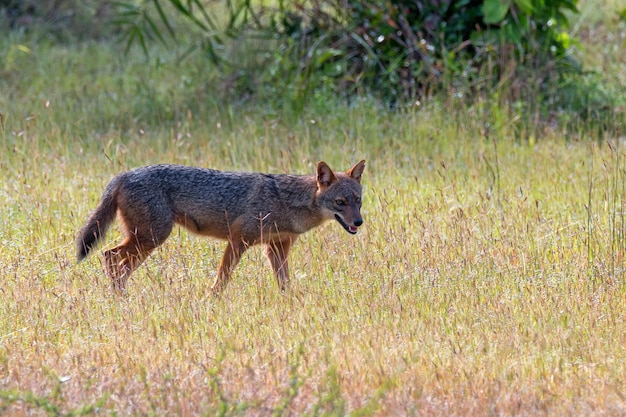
[
  {"xmin": 101, "ymin": 0, "xmax": 610, "ymax": 127},
  {"xmin": 0, "ymin": 387, "xmax": 108, "ymax": 416},
  {"xmin": 1, "ymin": 0, "xmax": 621, "ymax": 131},
  {"xmin": 260, "ymin": 0, "xmax": 582, "ymax": 104},
  {"xmin": 104, "ymin": 1, "xmax": 624, "ymax": 132},
  {"xmin": 109, "ymin": 0, "xmax": 592, "ymax": 115},
  {"xmin": 112, "ymin": 0, "xmax": 228, "ymax": 64}
]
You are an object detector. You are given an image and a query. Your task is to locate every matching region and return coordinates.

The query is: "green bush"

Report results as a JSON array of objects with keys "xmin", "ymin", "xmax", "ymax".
[
  {"xmin": 263, "ymin": 0, "xmax": 581, "ymax": 103},
  {"xmin": 111, "ymin": 1, "xmax": 582, "ymax": 107}
]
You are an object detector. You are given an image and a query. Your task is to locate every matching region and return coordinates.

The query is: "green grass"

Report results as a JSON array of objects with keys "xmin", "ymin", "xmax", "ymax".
[{"xmin": 1, "ymin": 2, "xmax": 626, "ymax": 416}]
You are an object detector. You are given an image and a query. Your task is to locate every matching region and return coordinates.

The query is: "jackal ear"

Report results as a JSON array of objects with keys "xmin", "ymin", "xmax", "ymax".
[
  {"xmin": 317, "ymin": 161, "xmax": 337, "ymax": 188},
  {"xmin": 347, "ymin": 160, "xmax": 366, "ymax": 183}
]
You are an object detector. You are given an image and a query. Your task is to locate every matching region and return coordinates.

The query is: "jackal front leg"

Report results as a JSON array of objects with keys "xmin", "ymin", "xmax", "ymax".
[
  {"xmin": 212, "ymin": 239, "xmax": 247, "ymax": 295},
  {"xmin": 266, "ymin": 238, "xmax": 294, "ymax": 292}
]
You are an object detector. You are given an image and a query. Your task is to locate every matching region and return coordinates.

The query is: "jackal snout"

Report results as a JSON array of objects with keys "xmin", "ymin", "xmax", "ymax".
[{"xmin": 334, "ymin": 209, "xmax": 363, "ymax": 235}]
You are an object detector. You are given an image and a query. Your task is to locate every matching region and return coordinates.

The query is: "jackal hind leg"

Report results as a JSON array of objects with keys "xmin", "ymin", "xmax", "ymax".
[
  {"xmin": 103, "ymin": 218, "xmax": 173, "ymax": 292},
  {"xmin": 266, "ymin": 238, "xmax": 294, "ymax": 292},
  {"xmin": 103, "ymin": 239, "xmax": 153, "ymax": 292}
]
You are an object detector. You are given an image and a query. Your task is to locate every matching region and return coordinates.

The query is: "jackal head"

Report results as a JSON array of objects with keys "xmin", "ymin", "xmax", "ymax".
[{"xmin": 316, "ymin": 160, "xmax": 366, "ymax": 234}]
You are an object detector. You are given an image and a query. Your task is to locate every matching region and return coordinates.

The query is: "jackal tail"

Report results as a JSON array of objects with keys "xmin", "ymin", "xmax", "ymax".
[{"xmin": 76, "ymin": 177, "xmax": 120, "ymax": 261}]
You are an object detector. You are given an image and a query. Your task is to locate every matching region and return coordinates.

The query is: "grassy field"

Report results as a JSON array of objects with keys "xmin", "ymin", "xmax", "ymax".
[{"xmin": 1, "ymin": 2, "xmax": 625, "ymax": 416}]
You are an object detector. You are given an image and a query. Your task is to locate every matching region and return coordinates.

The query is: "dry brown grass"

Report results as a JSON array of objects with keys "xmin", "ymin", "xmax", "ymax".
[{"xmin": 1, "ymin": 108, "xmax": 625, "ymax": 415}]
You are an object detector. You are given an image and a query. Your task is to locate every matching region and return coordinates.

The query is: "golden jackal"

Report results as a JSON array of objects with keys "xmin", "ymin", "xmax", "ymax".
[{"xmin": 77, "ymin": 160, "xmax": 365, "ymax": 293}]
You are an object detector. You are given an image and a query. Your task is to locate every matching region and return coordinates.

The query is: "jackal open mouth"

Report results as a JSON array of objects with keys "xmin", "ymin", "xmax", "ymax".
[{"xmin": 335, "ymin": 214, "xmax": 359, "ymax": 234}]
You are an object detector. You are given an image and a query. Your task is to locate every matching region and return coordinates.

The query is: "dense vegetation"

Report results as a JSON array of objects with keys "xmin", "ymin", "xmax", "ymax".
[{"xmin": 2, "ymin": 0, "xmax": 624, "ymax": 130}]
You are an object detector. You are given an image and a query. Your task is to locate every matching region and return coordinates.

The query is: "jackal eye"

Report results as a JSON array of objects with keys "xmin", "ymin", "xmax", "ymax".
[
  {"xmin": 335, "ymin": 198, "xmax": 346, "ymax": 206},
  {"xmin": 355, "ymin": 197, "xmax": 361, "ymax": 204}
]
